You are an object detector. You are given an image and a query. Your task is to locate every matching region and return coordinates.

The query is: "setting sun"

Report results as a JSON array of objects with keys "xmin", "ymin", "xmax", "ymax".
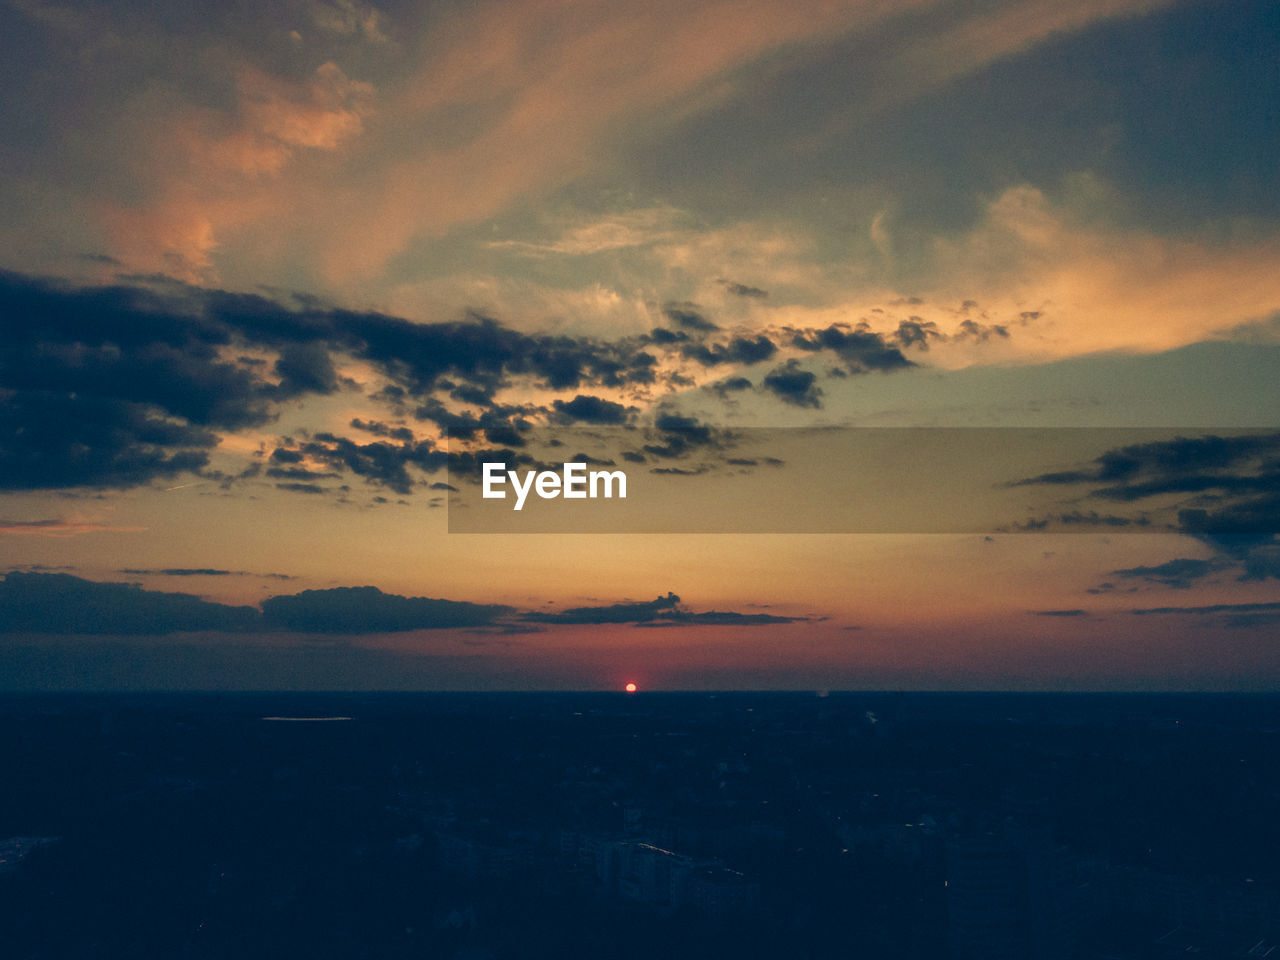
[{"xmin": 624, "ymin": 682, "xmax": 638, "ymax": 694}]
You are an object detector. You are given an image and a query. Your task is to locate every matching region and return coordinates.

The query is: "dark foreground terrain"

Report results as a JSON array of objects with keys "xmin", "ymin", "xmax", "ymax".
[{"xmin": 1, "ymin": 692, "xmax": 1278, "ymax": 959}]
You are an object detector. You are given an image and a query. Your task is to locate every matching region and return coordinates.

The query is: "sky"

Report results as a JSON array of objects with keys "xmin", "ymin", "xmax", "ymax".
[{"xmin": 1, "ymin": 0, "xmax": 1278, "ymax": 691}]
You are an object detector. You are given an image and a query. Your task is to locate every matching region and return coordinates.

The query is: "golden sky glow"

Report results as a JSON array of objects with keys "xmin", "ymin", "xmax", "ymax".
[{"xmin": 1, "ymin": 0, "xmax": 1278, "ymax": 689}]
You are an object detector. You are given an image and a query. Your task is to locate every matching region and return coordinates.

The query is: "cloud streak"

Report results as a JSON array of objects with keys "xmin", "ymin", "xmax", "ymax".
[
  {"xmin": 0, "ymin": 270, "xmax": 933, "ymax": 493},
  {"xmin": 21, "ymin": 0, "xmax": 1173, "ymax": 287},
  {"xmin": 0, "ymin": 574, "xmax": 808, "ymax": 636},
  {"xmin": 521, "ymin": 591, "xmax": 807, "ymax": 627}
]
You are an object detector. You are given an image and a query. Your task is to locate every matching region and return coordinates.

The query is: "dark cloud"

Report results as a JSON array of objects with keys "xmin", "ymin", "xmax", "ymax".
[
  {"xmin": 350, "ymin": 418, "xmax": 415, "ymax": 442},
  {"xmin": 273, "ymin": 342, "xmax": 340, "ymax": 397},
  {"xmin": 1177, "ymin": 495, "xmax": 1280, "ymax": 547},
  {"xmin": 412, "ymin": 399, "xmax": 482, "ymax": 439},
  {"xmin": 0, "ymin": 270, "xmax": 674, "ymax": 491},
  {"xmin": 449, "ymin": 382, "xmax": 496, "ymax": 406},
  {"xmin": 0, "ymin": 274, "xmax": 283, "ymax": 426},
  {"xmin": 654, "ymin": 414, "xmax": 712, "ymax": 444},
  {"xmin": 1111, "ymin": 557, "xmax": 1222, "ymax": 589},
  {"xmin": 524, "ymin": 592, "xmax": 682, "ymax": 625},
  {"xmin": 763, "ymin": 361, "xmax": 822, "ymax": 408},
  {"xmin": 682, "ymin": 335, "xmax": 777, "ymax": 367},
  {"xmin": 265, "ymin": 466, "xmax": 341, "ymax": 481},
  {"xmin": 118, "ymin": 568, "xmax": 297, "ymax": 580},
  {"xmin": 647, "ymin": 327, "xmax": 689, "ymax": 345},
  {"xmin": 369, "ymin": 384, "xmax": 408, "ymax": 409},
  {"xmin": 728, "ymin": 336, "xmax": 777, "ymax": 364},
  {"xmin": 1007, "ymin": 511, "xmax": 1151, "ymax": 531},
  {"xmin": 120, "ymin": 568, "xmax": 233, "ymax": 576},
  {"xmin": 0, "ymin": 392, "xmax": 213, "ymax": 490},
  {"xmin": 895, "ymin": 318, "xmax": 944, "ymax": 350},
  {"xmin": 1131, "ymin": 601, "xmax": 1280, "ymax": 617},
  {"xmin": 1014, "ymin": 434, "xmax": 1280, "ymax": 492},
  {"xmin": 0, "ymin": 572, "xmax": 518, "ymax": 636},
  {"xmin": 480, "ymin": 419, "xmax": 526, "ymax": 447},
  {"xmin": 552, "ymin": 394, "xmax": 630, "ymax": 425},
  {"xmin": 1009, "ymin": 433, "xmax": 1280, "ymax": 584},
  {"xmin": 790, "ymin": 324, "xmax": 912, "ymax": 373},
  {"xmin": 0, "ymin": 569, "xmax": 809, "ymax": 639},
  {"xmin": 289, "ymin": 433, "xmax": 447, "ymax": 495},
  {"xmin": 955, "ymin": 318, "xmax": 1010, "ymax": 342},
  {"xmin": 274, "ymin": 482, "xmax": 327, "ymax": 495},
  {"xmin": 0, "ymin": 572, "xmax": 257, "ymax": 634},
  {"xmin": 1054, "ymin": 511, "xmax": 1149, "ymax": 528},
  {"xmin": 522, "ymin": 591, "xmax": 805, "ymax": 627},
  {"xmin": 8, "ymin": 275, "xmax": 664, "ymax": 428},
  {"xmin": 706, "ymin": 376, "xmax": 753, "ymax": 398},
  {"xmin": 1240, "ymin": 545, "xmax": 1280, "ymax": 581},
  {"xmin": 414, "ymin": 399, "xmax": 540, "ymax": 448},
  {"xmin": 0, "ymin": 272, "xmax": 290, "ymax": 490},
  {"xmin": 261, "ymin": 586, "xmax": 510, "ymax": 633},
  {"xmin": 1031, "ymin": 609, "xmax": 1088, "ymax": 617},
  {"xmin": 663, "ymin": 303, "xmax": 719, "ymax": 332},
  {"xmin": 0, "ymin": 269, "xmax": 932, "ymax": 496},
  {"xmin": 1008, "ymin": 432, "xmax": 1280, "ymax": 552},
  {"xmin": 1107, "ymin": 473, "xmax": 1280, "ymax": 503},
  {"xmin": 641, "ymin": 413, "xmax": 726, "ymax": 459},
  {"xmin": 717, "ymin": 280, "xmax": 768, "ymax": 299},
  {"xmin": 624, "ymin": 351, "xmax": 659, "ymax": 385},
  {"xmin": 337, "ymin": 310, "xmax": 560, "ymax": 392}
]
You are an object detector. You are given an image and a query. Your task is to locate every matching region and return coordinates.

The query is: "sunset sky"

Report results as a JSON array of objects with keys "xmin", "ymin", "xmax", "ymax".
[{"xmin": 1, "ymin": 0, "xmax": 1278, "ymax": 690}]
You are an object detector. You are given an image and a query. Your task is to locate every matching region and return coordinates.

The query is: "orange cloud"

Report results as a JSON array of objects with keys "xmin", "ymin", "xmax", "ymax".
[
  {"xmin": 100, "ymin": 62, "xmax": 373, "ymax": 281},
  {"xmin": 927, "ymin": 185, "xmax": 1280, "ymax": 360},
  {"xmin": 88, "ymin": 0, "xmax": 1184, "ymax": 293},
  {"xmin": 239, "ymin": 62, "xmax": 373, "ymax": 154},
  {"xmin": 319, "ymin": 0, "xmax": 1177, "ymax": 284}
]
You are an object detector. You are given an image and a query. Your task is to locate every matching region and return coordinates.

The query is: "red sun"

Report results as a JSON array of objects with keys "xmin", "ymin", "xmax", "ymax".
[{"xmin": 624, "ymin": 682, "xmax": 638, "ymax": 693}]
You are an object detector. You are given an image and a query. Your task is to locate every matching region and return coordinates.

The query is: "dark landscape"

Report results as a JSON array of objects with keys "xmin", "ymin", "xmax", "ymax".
[{"xmin": 3, "ymin": 692, "xmax": 1278, "ymax": 959}]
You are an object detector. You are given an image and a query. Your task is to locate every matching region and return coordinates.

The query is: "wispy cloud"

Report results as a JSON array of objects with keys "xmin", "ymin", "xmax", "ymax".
[
  {"xmin": 319, "ymin": 0, "xmax": 1176, "ymax": 283},
  {"xmin": 0, "ymin": 519, "xmax": 147, "ymax": 537},
  {"xmin": 101, "ymin": 61, "xmax": 374, "ymax": 281},
  {"xmin": 486, "ymin": 206, "xmax": 687, "ymax": 257},
  {"xmin": 926, "ymin": 186, "xmax": 1280, "ymax": 360}
]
